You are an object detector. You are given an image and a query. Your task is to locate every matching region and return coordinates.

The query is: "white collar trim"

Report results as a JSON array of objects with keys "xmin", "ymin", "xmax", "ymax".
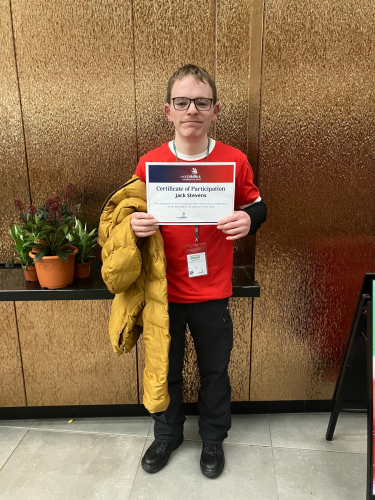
[{"xmin": 168, "ymin": 139, "xmax": 216, "ymax": 161}]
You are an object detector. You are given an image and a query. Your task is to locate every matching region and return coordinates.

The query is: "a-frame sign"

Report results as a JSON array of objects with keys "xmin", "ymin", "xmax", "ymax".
[{"xmin": 325, "ymin": 273, "xmax": 375, "ymax": 500}]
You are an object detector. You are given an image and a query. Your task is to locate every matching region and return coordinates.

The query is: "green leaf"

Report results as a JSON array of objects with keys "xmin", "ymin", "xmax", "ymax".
[
  {"xmin": 55, "ymin": 248, "xmax": 68, "ymax": 262},
  {"xmin": 33, "ymin": 250, "xmax": 47, "ymax": 262}
]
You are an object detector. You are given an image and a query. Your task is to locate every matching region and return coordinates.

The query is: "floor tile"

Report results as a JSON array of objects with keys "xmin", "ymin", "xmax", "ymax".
[
  {"xmin": 0, "ymin": 417, "xmax": 152, "ymax": 437},
  {"xmin": 0, "ymin": 419, "xmax": 35, "ymax": 429},
  {"xmin": 148, "ymin": 414, "xmax": 271, "ymax": 446},
  {"xmin": 0, "ymin": 430, "xmax": 146, "ymax": 500},
  {"xmin": 129, "ymin": 438, "xmax": 278, "ymax": 500},
  {"xmin": 227, "ymin": 414, "xmax": 271, "ymax": 446},
  {"xmin": 270, "ymin": 412, "xmax": 366, "ymax": 454},
  {"xmin": 273, "ymin": 446, "xmax": 366, "ymax": 500},
  {"xmin": 0, "ymin": 427, "xmax": 28, "ymax": 468}
]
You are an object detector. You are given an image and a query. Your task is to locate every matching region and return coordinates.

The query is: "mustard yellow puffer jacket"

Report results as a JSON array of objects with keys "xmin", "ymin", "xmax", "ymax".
[{"xmin": 98, "ymin": 176, "xmax": 170, "ymax": 413}]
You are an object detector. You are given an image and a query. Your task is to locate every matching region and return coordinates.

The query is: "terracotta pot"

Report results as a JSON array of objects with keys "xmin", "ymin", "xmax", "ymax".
[
  {"xmin": 75, "ymin": 260, "xmax": 91, "ymax": 278},
  {"xmin": 29, "ymin": 246, "xmax": 78, "ymax": 289},
  {"xmin": 24, "ymin": 265, "xmax": 38, "ymax": 282}
]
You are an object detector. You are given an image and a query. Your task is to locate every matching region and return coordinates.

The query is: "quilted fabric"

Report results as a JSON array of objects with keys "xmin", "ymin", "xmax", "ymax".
[{"xmin": 98, "ymin": 176, "xmax": 170, "ymax": 413}]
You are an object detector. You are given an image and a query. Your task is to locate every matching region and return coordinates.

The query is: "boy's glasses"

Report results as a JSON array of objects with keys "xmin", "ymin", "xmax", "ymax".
[{"xmin": 171, "ymin": 97, "xmax": 213, "ymax": 111}]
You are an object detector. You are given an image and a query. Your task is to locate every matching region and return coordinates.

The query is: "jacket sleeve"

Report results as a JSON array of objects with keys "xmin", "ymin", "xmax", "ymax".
[{"xmin": 100, "ymin": 216, "xmax": 143, "ymax": 295}]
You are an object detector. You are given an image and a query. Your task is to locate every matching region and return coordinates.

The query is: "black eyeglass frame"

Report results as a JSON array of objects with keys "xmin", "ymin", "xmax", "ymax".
[{"xmin": 171, "ymin": 97, "xmax": 214, "ymax": 111}]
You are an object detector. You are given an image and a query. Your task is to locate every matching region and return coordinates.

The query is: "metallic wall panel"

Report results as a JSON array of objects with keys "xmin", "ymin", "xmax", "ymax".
[
  {"xmin": 0, "ymin": 0, "xmax": 30, "ymax": 263},
  {"xmin": 132, "ymin": 0, "xmax": 214, "ymax": 158},
  {"xmin": 251, "ymin": 0, "xmax": 375, "ymax": 400},
  {"xmin": 216, "ymin": 0, "xmax": 264, "ymax": 270},
  {"xmin": 16, "ymin": 300, "xmax": 138, "ymax": 406},
  {"xmin": 246, "ymin": 0, "xmax": 264, "ymax": 179},
  {"xmin": 216, "ymin": 0, "xmax": 251, "ymax": 154},
  {"xmin": 0, "ymin": 302, "xmax": 26, "ymax": 407},
  {"xmin": 10, "ymin": 0, "xmax": 137, "ymax": 229}
]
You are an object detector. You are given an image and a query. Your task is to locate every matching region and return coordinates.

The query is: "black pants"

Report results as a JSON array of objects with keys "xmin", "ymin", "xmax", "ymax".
[{"xmin": 152, "ymin": 298, "xmax": 233, "ymax": 445}]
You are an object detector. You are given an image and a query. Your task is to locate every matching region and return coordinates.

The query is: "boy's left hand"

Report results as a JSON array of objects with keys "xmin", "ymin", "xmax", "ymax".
[{"xmin": 217, "ymin": 211, "xmax": 251, "ymax": 240}]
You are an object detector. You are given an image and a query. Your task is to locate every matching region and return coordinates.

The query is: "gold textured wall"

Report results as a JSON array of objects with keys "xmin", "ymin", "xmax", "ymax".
[
  {"xmin": 1, "ymin": 0, "xmax": 374, "ymax": 406},
  {"xmin": 15, "ymin": 300, "xmax": 137, "ymax": 406},
  {"xmin": 251, "ymin": 0, "xmax": 375, "ymax": 400},
  {"xmin": 11, "ymin": 0, "xmax": 137, "ymax": 228},
  {"xmin": 0, "ymin": 0, "xmax": 30, "ymax": 263},
  {"xmin": 0, "ymin": 302, "xmax": 26, "ymax": 407}
]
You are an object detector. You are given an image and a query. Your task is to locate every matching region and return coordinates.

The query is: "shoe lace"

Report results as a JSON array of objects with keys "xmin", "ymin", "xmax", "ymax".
[
  {"xmin": 203, "ymin": 443, "xmax": 222, "ymax": 457},
  {"xmin": 152, "ymin": 441, "xmax": 169, "ymax": 455}
]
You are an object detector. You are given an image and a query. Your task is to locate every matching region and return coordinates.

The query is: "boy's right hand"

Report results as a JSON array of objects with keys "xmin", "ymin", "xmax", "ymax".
[{"xmin": 130, "ymin": 212, "xmax": 159, "ymax": 237}]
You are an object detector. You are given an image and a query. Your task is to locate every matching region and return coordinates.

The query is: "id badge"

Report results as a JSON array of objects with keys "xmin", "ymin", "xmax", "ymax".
[{"xmin": 185, "ymin": 243, "xmax": 208, "ymax": 278}]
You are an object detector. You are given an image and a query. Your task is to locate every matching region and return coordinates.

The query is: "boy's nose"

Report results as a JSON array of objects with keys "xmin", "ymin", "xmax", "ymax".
[{"xmin": 187, "ymin": 101, "xmax": 198, "ymax": 112}]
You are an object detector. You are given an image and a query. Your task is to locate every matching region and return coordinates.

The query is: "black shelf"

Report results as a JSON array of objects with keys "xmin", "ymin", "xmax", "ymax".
[{"xmin": 0, "ymin": 264, "xmax": 260, "ymax": 301}]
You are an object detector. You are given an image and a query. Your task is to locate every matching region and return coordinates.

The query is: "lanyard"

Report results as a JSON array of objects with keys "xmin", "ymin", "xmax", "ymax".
[
  {"xmin": 172, "ymin": 138, "xmax": 210, "ymax": 163},
  {"xmin": 173, "ymin": 138, "xmax": 210, "ymax": 245}
]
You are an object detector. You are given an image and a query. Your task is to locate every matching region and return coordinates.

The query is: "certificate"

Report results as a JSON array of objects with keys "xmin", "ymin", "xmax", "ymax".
[{"xmin": 146, "ymin": 162, "xmax": 236, "ymax": 225}]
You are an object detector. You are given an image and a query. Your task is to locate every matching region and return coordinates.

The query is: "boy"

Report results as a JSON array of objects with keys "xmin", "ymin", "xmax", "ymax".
[{"xmin": 131, "ymin": 64, "xmax": 266, "ymax": 478}]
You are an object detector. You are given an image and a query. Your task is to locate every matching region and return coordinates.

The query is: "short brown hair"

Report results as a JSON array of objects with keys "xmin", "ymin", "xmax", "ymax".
[{"xmin": 166, "ymin": 64, "xmax": 217, "ymax": 104}]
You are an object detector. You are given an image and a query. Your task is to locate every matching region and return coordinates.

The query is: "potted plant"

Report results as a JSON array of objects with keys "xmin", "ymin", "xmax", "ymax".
[
  {"xmin": 13, "ymin": 184, "xmax": 81, "ymax": 289},
  {"xmin": 9, "ymin": 223, "xmax": 38, "ymax": 282},
  {"xmin": 67, "ymin": 219, "xmax": 98, "ymax": 278}
]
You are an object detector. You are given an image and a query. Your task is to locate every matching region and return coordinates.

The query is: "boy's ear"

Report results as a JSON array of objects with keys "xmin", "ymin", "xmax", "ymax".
[{"xmin": 164, "ymin": 103, "xmax": 173, "ymax": 122}]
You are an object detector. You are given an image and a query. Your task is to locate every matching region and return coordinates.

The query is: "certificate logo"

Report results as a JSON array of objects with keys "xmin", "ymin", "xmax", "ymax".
[
  {"xmin": 180, "ymin": 168, "xmax": 201, "ymax": 181},
  {"xmin": 176, "ymin": 212, "xmax": 187, "ymax": 219}
]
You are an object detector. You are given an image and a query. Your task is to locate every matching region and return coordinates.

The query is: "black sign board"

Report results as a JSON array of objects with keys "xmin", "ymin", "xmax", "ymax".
[{"xmin": 325, "ymin": 273, "xmax": 375, "ymax": 500}]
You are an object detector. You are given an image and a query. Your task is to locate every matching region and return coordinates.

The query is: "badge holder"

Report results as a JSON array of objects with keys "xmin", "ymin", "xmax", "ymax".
[{"xmin": 185, "ymin": 226, "xmax": 208, "ymax": 278}]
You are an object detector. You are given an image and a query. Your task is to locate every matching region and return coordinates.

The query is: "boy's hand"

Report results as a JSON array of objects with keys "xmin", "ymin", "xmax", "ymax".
[
  {"xmin": 217, "ymin": 211, "xmax": 251, "ymax": 240},
  {"xmin": 131, "ymin": 212, "xmax": 159, "ymax": 237}
]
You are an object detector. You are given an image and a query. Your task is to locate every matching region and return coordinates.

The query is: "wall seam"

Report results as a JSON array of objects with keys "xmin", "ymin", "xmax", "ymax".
[
  {"xmin": 249, "ymin": 0, "xmax": 266, "ymax": 401},
  {"xmin": 13, "ymin": 302, "xmax": 28, "ymax": 407},
  {"xmin": 245, "ymin": 1, "xmax": 253, "ymax": 160},
  {"xmin": 130, "ymin": 0, "xmax": 140, "ymax": 164},
  {"xmin": 9, "ymin": 0, "xmax": 33, "ymax": 206},
  {"xmin": 130, "ymin": 0, "xmax": 140, "ymax": 404},
  {"xmin": 213, "ymin": 0, "xmax": 217, "ymax": 140},
  {"xmin": 255, "ymin": 0, "xmax": 266, "ymax": 188}
]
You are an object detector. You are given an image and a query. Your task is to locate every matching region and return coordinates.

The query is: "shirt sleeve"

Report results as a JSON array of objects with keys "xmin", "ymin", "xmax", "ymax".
[
  {"xmin": 135, "ymin": 157, "xmax": 146, "ymax": 183},
  {"xmin": 234, "ymin": 156, "xmax": 260, "ymax": 207}
]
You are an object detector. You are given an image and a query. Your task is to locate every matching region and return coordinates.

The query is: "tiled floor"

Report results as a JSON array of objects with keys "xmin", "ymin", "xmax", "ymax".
[{"xmin": 0, "ymin": 412, "xmax": 367, "ymax": 500}]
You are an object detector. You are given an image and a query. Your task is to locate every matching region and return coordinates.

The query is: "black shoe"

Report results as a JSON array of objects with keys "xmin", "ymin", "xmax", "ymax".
[
  {"xmin": 141, "ymin": 436, "xmax": 184, "ymax": 473},
  {"xmin": 200, "ymin": 443, "xmax": 225, "ymax": 478}
]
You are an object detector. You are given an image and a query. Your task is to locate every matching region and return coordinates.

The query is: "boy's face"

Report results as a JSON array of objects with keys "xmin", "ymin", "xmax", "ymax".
[{"xmin": 164, "ymin": 76, "xmax": 220, "ymax": 142}]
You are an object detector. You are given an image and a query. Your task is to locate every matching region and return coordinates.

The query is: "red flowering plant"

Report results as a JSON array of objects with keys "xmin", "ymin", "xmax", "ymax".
[{"xmin": 12, "ymin": 183, "xmax": 81, "ymax": 263}]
